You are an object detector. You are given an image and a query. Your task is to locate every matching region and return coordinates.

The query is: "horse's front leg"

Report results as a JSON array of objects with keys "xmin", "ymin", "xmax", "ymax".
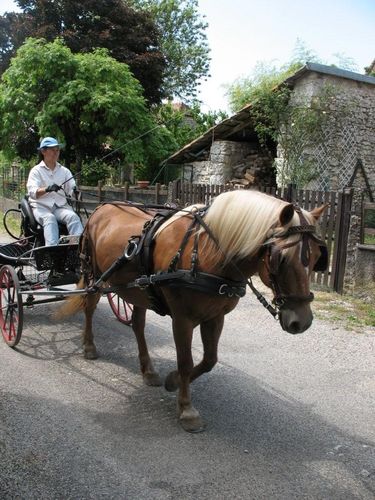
[
  {"xmin": 168, "ymin": 317, "xmax": 204, "ymax": 433},
  {"xmin": 190, "ymin": 314, "xmax": 224, "ymax": 383},
  {"xmin": 132, "ymin": 306, "xmax": 162, "ymax": 386},
  {"xmin": 165, "ymin": 314, "xmax": 224, "ymax": 388},
  {"xmin": 83, "ymin": 291, "xmax": 101, "ymax": 359}
]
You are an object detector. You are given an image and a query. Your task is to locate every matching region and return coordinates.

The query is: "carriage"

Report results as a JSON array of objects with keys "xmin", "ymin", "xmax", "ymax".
[{"xmin": 0, "ymin": 195, "xmax": 132, "ymax": 347}]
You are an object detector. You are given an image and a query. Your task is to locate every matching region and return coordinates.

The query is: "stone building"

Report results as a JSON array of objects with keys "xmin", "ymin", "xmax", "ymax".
[{"xmin": 165, "ymin": 62, "xmax": 375, "ymax": 200}]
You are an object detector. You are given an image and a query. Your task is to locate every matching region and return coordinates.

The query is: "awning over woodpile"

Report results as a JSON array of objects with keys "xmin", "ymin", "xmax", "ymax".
[{"xmin": 165, "ymin": 105, "xmax": 258, "ymax": 164}]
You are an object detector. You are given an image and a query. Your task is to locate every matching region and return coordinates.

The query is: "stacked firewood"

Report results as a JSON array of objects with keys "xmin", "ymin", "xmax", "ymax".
[{"xmin": 228, "ymin": 153, "xmax": 274, "ymax": 188}]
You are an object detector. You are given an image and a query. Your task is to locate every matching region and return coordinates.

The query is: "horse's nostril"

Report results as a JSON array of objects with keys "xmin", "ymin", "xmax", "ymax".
[{"xmin": 288, "ymin": 321, "xmax": 302, "ymax": 334}]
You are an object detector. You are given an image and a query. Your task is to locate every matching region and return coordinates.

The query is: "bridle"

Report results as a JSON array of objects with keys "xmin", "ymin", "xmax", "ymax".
[{"xmin": 248, "ymin": 206, "xmax": 328, "ymax": 318}]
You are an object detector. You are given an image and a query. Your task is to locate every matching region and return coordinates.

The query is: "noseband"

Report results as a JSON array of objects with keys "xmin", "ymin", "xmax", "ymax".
[{"xmin": 250, "ymin": 207, "xmax": 327, "ymax": 317}]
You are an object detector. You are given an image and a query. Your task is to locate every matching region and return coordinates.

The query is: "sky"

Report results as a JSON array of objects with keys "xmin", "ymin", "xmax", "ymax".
[
  {"xmin": 1, "ymin": 0, "xmax": 374, "ymax": 113},
  {"xmin": 197, "ymin": 0, "xmax": 375, "ymax": 112}
]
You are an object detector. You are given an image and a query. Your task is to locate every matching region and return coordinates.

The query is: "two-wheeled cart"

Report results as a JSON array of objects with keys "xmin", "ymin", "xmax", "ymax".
[{"xmin": 0, "ymin": 196, "xmax": 133, "ymax": 347}]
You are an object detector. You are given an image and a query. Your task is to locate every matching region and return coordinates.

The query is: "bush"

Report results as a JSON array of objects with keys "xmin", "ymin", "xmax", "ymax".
[{"xmin": 79, "ymin": 160, "xmax": 111, "ymax": 186}]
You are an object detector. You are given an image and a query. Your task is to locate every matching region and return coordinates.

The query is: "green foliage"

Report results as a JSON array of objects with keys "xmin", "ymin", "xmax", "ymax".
[
  {"xmin": 226, "ymin": 61, "xmax": 299, "ymax": 113},
  {"xmin": 0, "ymin": 209, "xmax": 21, "ymax": 235},
  {"xmin": 130, "ymin": 0, "xmax": 210, "ymax": 101},
  {"xmin": 364, "ymin": 208, "xmax": 375, "ymax": 228},
  {"xmin": 152, "ymin": 101, "xmax": 227, "ymax": 150},
  {"xmin": 0, "ymin": 153, "xmax": 29, "ymax": 200},
  {"xmin": 79, "ymin": 159, "xmax": 111, "ymax": 186},
  {"xmin": 276, "ymin": 86, "xmax": 332, "ymax": 187},
  {"xmin": 277, "ymin": 84, "xmax": 355, "ymax": 187},
  {"xmin": 364, "ymin": 206, "xmax": 375, "ymax": 244},
  {"xmin": 0, "ymin": 0, "xmax": 165, "ymax": 104},
  {"xmin": 0, "ymin": 38, "xmax": 176, "ymax": 179},
  {"xmin": 225, "ymin": 41, "xmax": 356, "ymax": 188}
]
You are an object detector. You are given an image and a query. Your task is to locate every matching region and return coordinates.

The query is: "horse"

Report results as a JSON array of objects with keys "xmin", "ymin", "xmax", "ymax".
[{"xmin": 58, "ymin": 190, "xmax": 327, "ymax": 432}]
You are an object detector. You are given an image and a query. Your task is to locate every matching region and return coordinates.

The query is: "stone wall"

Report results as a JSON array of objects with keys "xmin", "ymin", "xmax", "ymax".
[
  {"xmin": 354, "ymin": 245, "xmax": 375, "ymax": 290},
  {"xmin": 278, "ymin": 73, "xmax": 375, "ymax": 195},
  {"xmin": 182, "ymin": 140, "xmax": 274, "ymax": 186}
]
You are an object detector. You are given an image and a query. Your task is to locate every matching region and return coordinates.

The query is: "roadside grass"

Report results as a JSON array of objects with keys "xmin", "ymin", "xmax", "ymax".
[
  {"xmin": 312, "ymin": 285, "xmax": 375, "ymax": 331},
  {"xmin": 364, "ymin": 234, "xmax": 375, "ymax": 245},
  {"xmin": 0, "ymin": 209, "xmax": 21, "ymax": 237}
]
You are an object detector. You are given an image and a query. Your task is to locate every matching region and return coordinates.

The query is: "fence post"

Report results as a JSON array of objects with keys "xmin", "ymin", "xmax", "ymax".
[
  {"xmin": 334, "ymin": 188, "xmax": 353, "ymax": 293},
  {"xmin": 285, "ymin": 183, "xmax": 296, "ymax": 203},
  {"xmin": 98, "ymin": 180, "xmax": 103, "ymax": 202},
  {"xmin": 155, "ymin": 183, "xmax": 161, "ymax": 204},
  {"xmin": 169, "ymin": 179, "xmax": 180, "ymax": 205},
  {"xmin": 124, "ymin": 182, "xmax": 129, "ymax": 201}
]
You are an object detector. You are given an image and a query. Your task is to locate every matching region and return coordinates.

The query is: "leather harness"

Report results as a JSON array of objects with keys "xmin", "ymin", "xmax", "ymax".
[{"xmin": 83, "ymin": 201, "xmax": 327, "ymax": 319}]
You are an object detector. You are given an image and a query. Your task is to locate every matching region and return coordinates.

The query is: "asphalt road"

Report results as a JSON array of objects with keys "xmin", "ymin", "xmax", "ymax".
[{"xmin": 0, "ymin": 283, "xmax": 374, "ymax": 499}]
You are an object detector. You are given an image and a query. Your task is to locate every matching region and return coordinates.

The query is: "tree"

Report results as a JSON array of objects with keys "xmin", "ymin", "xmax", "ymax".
[
  {"xmin": 0, "ymin": 0, "xmax": 166, "ymax": 104},
  {"xmin": 0, "ymin": 37, "xmax": 176, "ymax": 179},
  {"xmin": 153, "ymin": 102, "xmax": 227, "ymax": 150},
  {"xmin": 130, "ymin": 0, "xmax": 210, "ymax": 101},
  {"xmin": 365, "ymin": 59, "xmax": 375, "ymax": 76}
]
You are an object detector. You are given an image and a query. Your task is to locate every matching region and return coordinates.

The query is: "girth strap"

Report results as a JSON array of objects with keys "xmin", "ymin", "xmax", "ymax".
[{"xmin": 126, "ymin": 270, "xmax": 247, "ymax": 298}]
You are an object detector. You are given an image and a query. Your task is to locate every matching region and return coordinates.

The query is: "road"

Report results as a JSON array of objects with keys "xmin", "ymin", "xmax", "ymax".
[{"xmin": 0, "ymin": 284, "xmax": 374, "ymax": 499}]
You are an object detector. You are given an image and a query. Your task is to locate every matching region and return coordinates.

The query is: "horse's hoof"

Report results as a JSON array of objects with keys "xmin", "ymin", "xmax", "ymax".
[
  {"xmin": 84, "ymin": 349, "xmax": 98, "ymax": 360},
  {"xmin": 164, "ymin": 371, "xmax": 179, "ymax": 392},
  {"xmin": 144, "ymin": 372, "xmax": 162, "ymax": 386},
  {"xmin": 179, "ymin": 414, "xmax": 205, "ymax": 433}
]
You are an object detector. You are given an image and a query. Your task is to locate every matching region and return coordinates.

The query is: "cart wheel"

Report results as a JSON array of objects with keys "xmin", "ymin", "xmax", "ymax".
[
  {"xmin": 0, "ymin": 265, "xmax": 23, "ymax": 347},
  {"xmin": 3, "ymin": 208, "xmax": 22, "ymax": 240},
  {"xmin": 107, "ymin": 293, "xmax": 133, "ymax": 325}
]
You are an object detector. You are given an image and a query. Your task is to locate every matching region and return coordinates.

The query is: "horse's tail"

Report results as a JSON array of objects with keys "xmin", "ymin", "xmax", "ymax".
[{"xmin": 54, "ymin": 276, "xmax": 86, "ymax": 319}]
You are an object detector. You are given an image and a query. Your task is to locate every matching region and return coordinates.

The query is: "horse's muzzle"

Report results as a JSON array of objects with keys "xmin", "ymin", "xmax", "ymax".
[{"xmin": 279, "ymin": 307, "xmax": 313, "ymax": 334}]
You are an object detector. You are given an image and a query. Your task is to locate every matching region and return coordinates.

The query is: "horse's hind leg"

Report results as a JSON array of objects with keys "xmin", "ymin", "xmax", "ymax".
[
  {"xmin": 83, "ymin": 291, "xmax": 101, "ymax": 359},
  {"xmin": 132, "ymin": 306, "xmax": 162, "ymax": 386}
]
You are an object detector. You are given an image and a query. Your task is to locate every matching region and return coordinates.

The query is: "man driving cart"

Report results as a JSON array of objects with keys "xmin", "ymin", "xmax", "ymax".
[{"xmin": 27, "ymin": 136, "xmax": 83, "ymax": 246}]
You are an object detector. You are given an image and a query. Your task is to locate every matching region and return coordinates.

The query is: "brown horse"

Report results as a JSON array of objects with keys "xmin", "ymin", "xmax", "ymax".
[{"xmin": 58, "ymin": 190, "xmax": 327, "ymax": 432}]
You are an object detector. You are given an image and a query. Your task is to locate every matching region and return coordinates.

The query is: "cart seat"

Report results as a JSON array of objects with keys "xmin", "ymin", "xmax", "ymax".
[
  {"xmin": 20, "ymin": 196, "xmax": 41, "ymax": 237},
  {"xmin": 20, "ymin": 196, "xmax": 68, "ymax": 244}
]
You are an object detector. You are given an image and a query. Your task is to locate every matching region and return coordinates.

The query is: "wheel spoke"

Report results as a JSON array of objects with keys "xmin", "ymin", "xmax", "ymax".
[
  {"xmin": 107, "ymin": 293, "xmax": 133, "ymax": 325},
  {"xmin": 0, "ymin": 265, "xmax": 23, "ymax": 347}
]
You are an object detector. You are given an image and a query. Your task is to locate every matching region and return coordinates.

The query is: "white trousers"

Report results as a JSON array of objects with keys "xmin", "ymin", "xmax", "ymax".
[{"xmin": 33, "ymin": 204, "xmax": 83, "ymax": 246}]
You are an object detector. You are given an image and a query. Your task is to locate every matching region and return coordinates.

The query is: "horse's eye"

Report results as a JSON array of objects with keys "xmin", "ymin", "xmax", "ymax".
[{"xmin": 279, "ymin": 255, "xmax": 286, "ymax": 266}]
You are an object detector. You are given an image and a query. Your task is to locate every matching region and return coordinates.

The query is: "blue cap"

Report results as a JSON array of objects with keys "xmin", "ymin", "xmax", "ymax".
[{"xmin": 38, "ymin": 137, "xmax": 63, "ymax": 150}]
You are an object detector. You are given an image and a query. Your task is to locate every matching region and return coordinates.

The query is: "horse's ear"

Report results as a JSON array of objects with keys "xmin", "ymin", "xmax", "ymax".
[
  {"xmin": 310, "ymin": 203, "xmax": 329, "ymax": 221},
  {"xmin": 279, "ymin": 203, "xmax": 294, "ymax": 226}
]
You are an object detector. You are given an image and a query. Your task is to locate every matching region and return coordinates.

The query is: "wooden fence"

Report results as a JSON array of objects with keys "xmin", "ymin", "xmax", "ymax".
[
  {"xmin": 0, "ymin": 174, "xmax": 353, "ymax": 293},
  {"xmin": 170, "ymin": 181, "xmax": 352, "ymax": 293},
  {"xmin": 77, "ymin": 180, "xmax": 353, "ymax": 293},
  {"xmin": 258, "ymin": 185, "xmax": 353, "ymax": 293}
]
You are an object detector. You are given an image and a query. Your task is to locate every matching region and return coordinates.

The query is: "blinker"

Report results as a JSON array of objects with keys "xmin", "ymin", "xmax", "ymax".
[{"xmin": 313, "ymin": 245, "xmax": 328, "ymax": 272}]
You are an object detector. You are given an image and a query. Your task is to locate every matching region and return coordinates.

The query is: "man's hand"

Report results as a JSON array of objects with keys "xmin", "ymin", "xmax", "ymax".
[{"xmin": 45, "ymin": 183, "xmax": 61, "ymax": 193}]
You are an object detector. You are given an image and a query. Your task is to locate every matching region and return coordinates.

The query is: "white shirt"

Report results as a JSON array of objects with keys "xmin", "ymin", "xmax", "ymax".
[{"xmin": 27, "ymin": 161, "xmax": 77, "ymax": 209}]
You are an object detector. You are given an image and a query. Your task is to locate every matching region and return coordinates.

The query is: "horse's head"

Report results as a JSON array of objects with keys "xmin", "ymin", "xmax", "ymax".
[{"xmin": 258, "ymin": 202, "xmax": 328, "ymax": 334}]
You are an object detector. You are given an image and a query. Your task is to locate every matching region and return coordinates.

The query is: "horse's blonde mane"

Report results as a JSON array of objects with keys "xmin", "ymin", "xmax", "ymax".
[{"xmin": 156, "ymin": 190, "xmax": 316, "ymax": 264}]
